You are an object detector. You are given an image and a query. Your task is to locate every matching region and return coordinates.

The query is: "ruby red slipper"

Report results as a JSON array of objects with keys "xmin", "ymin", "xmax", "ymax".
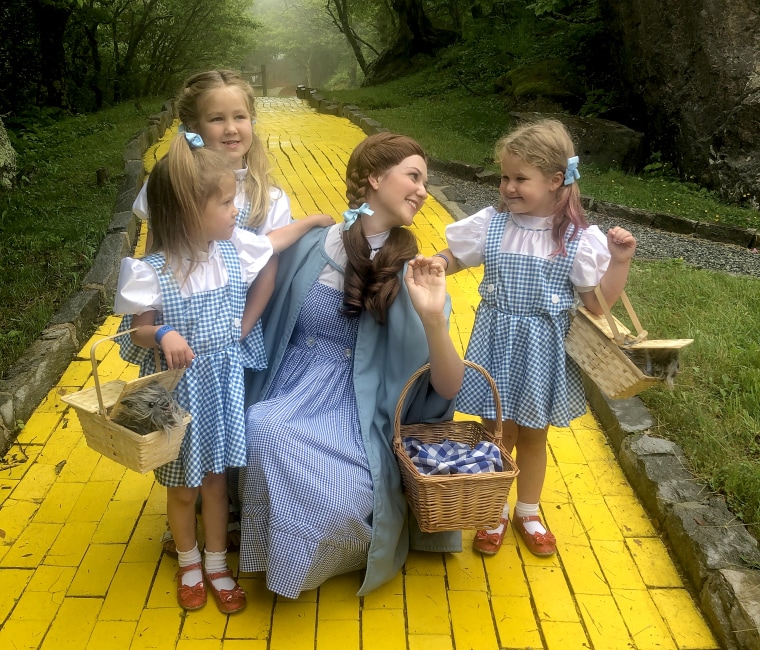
[
  {"xmin": 512, "ymin": 514, "xmax": 556, "ymax": 556},
  {"xmin": 473, "ymin": 517, "xmax": 509, "ymax": 555}
]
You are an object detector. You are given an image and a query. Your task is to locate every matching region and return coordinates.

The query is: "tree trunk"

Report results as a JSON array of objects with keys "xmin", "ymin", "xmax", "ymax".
[
  {"xmin": 30, "ymin": 0, "xmax": 74, "ymax": 109},
  {"xmin": 363, "ymin": 0, "xmax": 459, "ymax": 86},
  {"xmin": 326, "ymin": 0, "xmax": 372, "ymax": 77}
]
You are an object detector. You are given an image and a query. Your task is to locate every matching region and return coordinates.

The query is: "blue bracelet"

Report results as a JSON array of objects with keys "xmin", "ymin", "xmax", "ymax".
[
  {"xmin": 433, "ymin": 253, "xmax": 450, "ymax": 268},
  {"xmin": 154, "ymin": 324, "xmax": 175, "ymax": 345}
]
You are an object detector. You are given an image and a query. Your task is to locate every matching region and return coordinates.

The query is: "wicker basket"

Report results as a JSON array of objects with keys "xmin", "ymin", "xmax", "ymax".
[
  {"xmin": 61, "ymin": 329, "xmax": 191, "ymax": 474},
  {"xmin": 392, "ymin": 361, "xmax": 519, "ymax": 533},
  {"xmin": 565, "ymin": 287, "xmax": 693, "ymax": 400}
]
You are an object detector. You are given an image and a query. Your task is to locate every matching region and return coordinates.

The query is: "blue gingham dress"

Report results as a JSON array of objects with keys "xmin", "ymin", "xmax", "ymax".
[
  {"xmin": 240, "ymin": 281, "xmax": 373, "ymax": 599},
  {"xmin": 456, "ymin": 212, "xmax": 587, "ymax": 429},
  {"xmin": 117, "ymin": 241, "xmax": 265, "ymax": 487}
]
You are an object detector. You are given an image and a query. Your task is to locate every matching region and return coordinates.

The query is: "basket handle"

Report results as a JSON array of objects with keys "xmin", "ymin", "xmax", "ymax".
[
  {"xmin": 393, "ymin": 360, "xmax": 503, "ymax": 446},
  {"xmin": 89, "ymin": 328, "xmax": 162, "ymax": 418},
  {"xmin": 593, "ymin": 286, "xmax": 648, "ymax": 345}
]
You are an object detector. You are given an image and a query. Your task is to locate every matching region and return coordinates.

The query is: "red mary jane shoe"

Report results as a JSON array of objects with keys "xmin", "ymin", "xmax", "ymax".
[
  {"xmin": 204, "ymin": 568, "xmax": 247, "ymax": 614},
  {"xmin": 176, "ymin": 562, "xmax": 206, "ymax": 610},
  {"xmin": 473, "ymin": 517, "xmax": 509, "ymax": 556},
  {"xmin": 513, "ymin": 514, "xmax": 557, "ymax": 557}
]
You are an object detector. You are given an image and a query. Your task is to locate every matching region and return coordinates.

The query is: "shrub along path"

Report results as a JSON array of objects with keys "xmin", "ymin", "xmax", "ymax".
[{"xmin": 0, "ymin": 99, "xmax": 718, "ymax": 649}]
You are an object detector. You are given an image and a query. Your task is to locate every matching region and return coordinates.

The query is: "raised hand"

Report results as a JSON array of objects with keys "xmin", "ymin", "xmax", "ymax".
[{"xmin": 404, "ymin": 255, "xmax": 447, "ymax": 321}]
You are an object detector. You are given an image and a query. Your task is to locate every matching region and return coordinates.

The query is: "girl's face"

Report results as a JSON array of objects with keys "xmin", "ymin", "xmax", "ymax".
[
  {"xmin": 364, "ymin": 154, "xmax": 428, "ymax": 234},
  {"xmin": 203, "ymin": 174, "xmax": 238, "ymax": 242},
  {"xmin": 194, "ymin": 86, "xmax": 253, "ymax": 169},
  {"xmin": 499, "ymin": 152, "xmax": 563, "ymax": 218}
]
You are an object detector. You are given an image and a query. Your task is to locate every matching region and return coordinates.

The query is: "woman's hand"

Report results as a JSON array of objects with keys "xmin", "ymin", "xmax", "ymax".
[{"xmin": 405, "ymin": 255, "xmax": 447, "ymax": 321}]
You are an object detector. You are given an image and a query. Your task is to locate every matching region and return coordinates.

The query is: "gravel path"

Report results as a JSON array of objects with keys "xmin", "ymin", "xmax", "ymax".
[{"xmin": 428, "ymin": 169, "xmax": 760, "ymax": 279}]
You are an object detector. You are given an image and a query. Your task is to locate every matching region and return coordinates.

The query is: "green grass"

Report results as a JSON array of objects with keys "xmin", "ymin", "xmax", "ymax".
[{"xmin": 0, "ymin": 99, "xmax": 163, "ymax": 380}]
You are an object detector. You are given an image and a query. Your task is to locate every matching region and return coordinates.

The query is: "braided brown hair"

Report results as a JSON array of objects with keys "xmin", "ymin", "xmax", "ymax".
[{"xmin": 343, "ymin": 133, "xmax": 425, "ymax": 323}]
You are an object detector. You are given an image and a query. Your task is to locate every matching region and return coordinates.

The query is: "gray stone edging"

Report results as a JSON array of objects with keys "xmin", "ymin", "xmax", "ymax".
[
  {"xmin": 0, "ymin": 100, "xmax": 176, "ymax": 452},
  {"xmin": 2, "ymin": 90, "xmax": 758, "ymax": 648}
]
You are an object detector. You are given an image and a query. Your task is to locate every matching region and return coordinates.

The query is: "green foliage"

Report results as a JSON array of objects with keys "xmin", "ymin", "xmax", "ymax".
[{"xmin": 0, "ymin": 98, "xmax": 163, "ymax": 379}]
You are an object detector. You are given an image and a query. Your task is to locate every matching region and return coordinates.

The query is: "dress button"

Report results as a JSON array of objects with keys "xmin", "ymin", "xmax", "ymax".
[
  {"xmin": 487, "ymin": 284, "xmax": 495, "ymax": 293},
  {"xmin": 551, "ymin": 294, "xmax": 560, "ymax": 304},
  {"xmin": 345, "ymin": 349, "xmax": 352, "ymax": 358},
  {"xmin": 307, "ymin": 336, "xmax": 315, "ymax": 347},
  {"xmin": 233, "ymin": 317, "xmax": 241, "ymax": 328}
]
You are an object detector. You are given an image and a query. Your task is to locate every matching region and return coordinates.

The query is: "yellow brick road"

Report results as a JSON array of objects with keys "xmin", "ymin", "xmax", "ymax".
[{"xmin": 0, "ymin": 99, "xmax": 718, "ymax": 649}]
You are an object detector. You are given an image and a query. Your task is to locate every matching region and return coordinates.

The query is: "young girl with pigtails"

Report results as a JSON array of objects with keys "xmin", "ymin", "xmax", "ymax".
[
  {"xmin": 436, "ymin": 119, "xmax": 637, "ymax": 557},
  {"xmin": 114, "ymin": 130, "xmax": 323, "ymax": 613}
]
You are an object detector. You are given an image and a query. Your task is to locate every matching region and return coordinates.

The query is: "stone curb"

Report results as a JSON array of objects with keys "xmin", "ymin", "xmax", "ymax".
[
  {"xmin": 0, "ymin": 101, "xmax": 176, "ymax": 452},
  {"xmin": 296, "ymin": 85, "xmax": 760, "ymax": 649},
  {"xmin": 2, "ymin": 91, "xmax": 757, "ymax": 648}
]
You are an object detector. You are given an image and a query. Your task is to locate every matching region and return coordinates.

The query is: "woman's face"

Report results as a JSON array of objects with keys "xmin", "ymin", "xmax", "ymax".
[{"xmin": 364, "ymin": 154, "xmax": 428, "ymax": 234}]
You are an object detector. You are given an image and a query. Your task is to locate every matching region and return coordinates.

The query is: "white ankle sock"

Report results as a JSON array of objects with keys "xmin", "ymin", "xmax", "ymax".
[
  {"xmin": 177, "ymin": 543, "xmax": 202, "ymax": 587},
  {"xmin": 204, "ymin": 550, "xmax": 236, "ymax": 591},
  {"xmin": 484, "ymin": 503, "xmax": 511, "ymax": 535},
  {"xmin": 514, "ymin": 501, "xmax": 546, "ymax": 536}
]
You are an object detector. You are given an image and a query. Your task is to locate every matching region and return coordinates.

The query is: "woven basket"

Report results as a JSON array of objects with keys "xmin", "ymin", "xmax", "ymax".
[
  {"xmin": 392, "ymin": 361, "xmax": 519, "ymax": 533},
  {"xmin": 61, "ymin": 329, "xmax": 191, "ymax": 474},
  {"xmin": 565, "ymin": 287, "xmax": 693, "ymax": 400}
]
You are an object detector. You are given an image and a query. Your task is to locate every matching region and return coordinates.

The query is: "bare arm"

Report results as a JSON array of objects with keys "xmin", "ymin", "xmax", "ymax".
[
  {"xmin": 580, "ymin": 226, "xmax": 637, "ymax": 315},
  {"xmin": 433, "ymin": 247, "xmax": 464, "ymax": 276},
  {"xmin": 267, "ymin": 214, "xmax": 335, "ymax": 254},
  {"xmin": 405, "ymin": 256, "xmax": 465, "ymax": 399},
  {"xmin": 241, "ymin": 255, "xmax": 277, "ymax": 338},
  {"xmin": 129, "ymin": 310, "xmax": 195, "ymax": 369}
]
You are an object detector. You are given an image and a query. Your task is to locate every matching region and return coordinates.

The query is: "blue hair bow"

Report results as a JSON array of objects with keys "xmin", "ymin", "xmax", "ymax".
[
  {"xmin": 178, "ymin": 123, "xmax": 204, "ymax": 149},
  {"xmin": 564, "ymin": 156, "xmax": 580, "ymax": 186},
  {"xmin": 342, "ymin": 202, "xmax": 374, "ymax": 231}
]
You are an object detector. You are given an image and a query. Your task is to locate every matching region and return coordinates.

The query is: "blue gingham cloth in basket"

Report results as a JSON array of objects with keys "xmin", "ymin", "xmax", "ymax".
[{"xmin": 403, "ymin": 437, "xmax": 503, "ymax": 475}]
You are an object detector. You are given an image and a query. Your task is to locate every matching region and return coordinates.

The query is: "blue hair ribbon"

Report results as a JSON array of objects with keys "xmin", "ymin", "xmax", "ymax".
[
  {"xmin": 177, "ymin": 123, "xmax": 204, "ymax": 149},
  {"xmin": 342, "ymin": 202, "xmax": 374, "ymax": 231},
  {"xmin": 564, "ymin": 156, "xmax": 580, "ymax": 186}
]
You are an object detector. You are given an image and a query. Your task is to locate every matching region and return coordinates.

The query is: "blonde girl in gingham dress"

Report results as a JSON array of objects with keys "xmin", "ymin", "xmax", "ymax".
[
  {"xmin": 436, "ymin": 119, "xmax": 637, "ymax": 558},
  {"xmin": 115, "ymin": 131, "xmax": 322, "ymax": 614}
]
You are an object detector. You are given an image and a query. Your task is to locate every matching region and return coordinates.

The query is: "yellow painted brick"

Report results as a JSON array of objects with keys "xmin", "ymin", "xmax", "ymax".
[
  {"xmin": 131, "ymin": 608, "xmax": 183, "ymax": 649},
  {"xmin": 361, "ymin": 571, "xmax": 403, "ymax": 609},
  {"xmin": 525, "ymin": 565, "xmax": 578, "ymax": 623},
  {"xmin": 86, "ymin": 621, "xmax": 138, "ymax": 650},
  {"xmin": 33, "ymin": 481, "xmax": 85, "ymax": 523},
  {"xmin": 605, "ymin": 494, "xmax": 657, "ymax": 537},
  {"xmin": 0, "ymin": 619, "xmax": 50, "ymax": 649},
  {"xmin": 448, "ymin": 590, "xmax": 499, "ymax": 650},
  {"xmin": 0, "ymin": 478, "xmax": 15, "ymax": 505},
  {"xmin": 10, "ymin": 463, "xmax": 59, "ymax": 502},
  {"xmin": 541, "ymin": 620, "xmax": 591, "ymax": 650},
  {"xmin": 1, "ymin": 444, "xmax": 43, "ymax": 479},
  {"xmin": 58, "ymin": 359, "xmax": 94, "ymax": 387},
  {"xmin": 482, "ymin": 540, "xmax": 532, "ymax": 598},
  {"xmin": 34, "ymin": 386, "xmax": 69, "ymax": 414},
  {"xmin": 6, "ymin": 589, "xmax": 62, "ymax": 625},
  {"xmin": 45, "ymin": 521, "xmax": 97, "ymax": 566},
  {"xmin": 55, "ymin": 440, "xmax": 100, "ymax": 482},
  {"xmin": 650, "ymin": 588, "xmax": 719, "ymax": 649},
  {"xmin": 316, "ymin": 572, "xmax": 360, "ymax": 620},
  {"xmin": 626, "ymin": 537, "xmax": 684, "ymax": 588},
  {"xmin": 316, "ymin": 619, "xmax": 360, "ymax": 650},
  {"xmin": 122, "ymin": 513, "xmax": 165, "ymax": 563},
  {"xmin": 223, "ymin": 642, "xmax": 267, "ymax": 650},
  {"xmin": 404, "ymin": 549, "xmax": 446, "ymax": 576},
  {"xmin": 27, "ymin": 564, "xmax": 76, "ymax": 592},
  {"xmin": 180, "ymin": 601, "xmax": 228, "ymax": 640},
  {"xmin": 0, "ymin": 568, "xmax": 33, "ymax": 620},
  {"xmin": 270, "ymin": 600, "xmax": 317, "ymax": 650},
  {"xmin": 573, "ymin": 497, "xmax": 625, "ymax": 542},
  {"xmin": 68, "ymin": 480, "xmax": 118, "ymax": 522},
  {"xmin": 143, "ymin": 481, "xmax": 168, "ymax": 515},
  {"xmin": 591, "ymin": 540, "xmax": 647, "ymax": 590},
  {"xmin": 491, "ymin": 595, "xmax": 542, "ymax": 649},
  {"xmin": 549, "ymin": 427, "xmax": 587, "ymax": 464},
  {"xmin": 0, "ymin": 522, "xmax": 62, "ymax": 568},
  {"xmin": 560, "ymin": 462, "xmax": 602, "ymax": 500},
  {"xmin": 587, "ymin": 460, "xmax": 637, "ymax": 497},
  {"xmin": 405, "ymin": 574, "xmax": 449, "ymax": 635},
  {"xmin": 0, "ymin": 499, "xmax": 39, "ymax": 545},
  {"xmin": 444, "ymin": 544, "xmax": 488, "ymax": 591},
  {"xmin": 15, "ymin": 411, "xmax": 63, "ymax": 445},
  {"xmin": 362, "ymin": 608, "xmax": 406, "ymax": 650},
  {"xmin": 99, "ymin": 561, "xmax": 156, "ymax": 621},
  {"xmin": 542, "ymin": 466, "xmax": 572, "ymax": 503},
  {"xmin": 113, "ymin": 470, "xmax": 155, "ymax": 501},
  {"xmin": 559, "ymin": 543, "xmax": 610, "ymax": 596},
  {"xmin": 92, "ymin": 498, "xmax": 145, "ymax": 544},
  {"xmin": 147, "ymin": 556, "xmax": 179, "ymax": 608},
  {"xmin": 408, "ymin": 635, "xmax": 454, "ymax": 650},
  {"xmin": 36, "ymin": 420, "xmax": 84, "ymax": 466},
  {"xmin": 225, "ymin": 576, "xmax": 275, "ymax": 640},
  {"xmin": 40, "ymin": 596, "xmax": 102, "ymax": 650},
  {"xmin": 612, "ymin": 588, "xmax": 678, "ymax": 650},
  {"xmin": 89, "ymin": 455, "xmax": 128, "ymax": 482},
  {"xmin": 176, "ymin": 641, "xmax": 223, "ymax": 650},
  {"xmin": 577, "ymin": 593, "xmax": 634, "ymax": 649},
  {"xmin": 68, "ymin": 543, "xmax": 125, "ymax": 596}
]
